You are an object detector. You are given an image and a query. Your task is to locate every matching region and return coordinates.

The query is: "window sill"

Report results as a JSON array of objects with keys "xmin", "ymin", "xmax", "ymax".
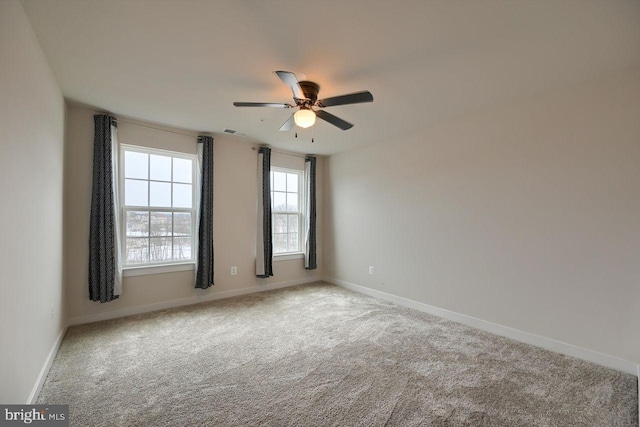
[
  {"xmin": 273, "ymin": 252, "xmax": 304, "ymax": 262},
  {"xmin": 123, "ymin": 262, "xmax": 195, "ymax": 277}
]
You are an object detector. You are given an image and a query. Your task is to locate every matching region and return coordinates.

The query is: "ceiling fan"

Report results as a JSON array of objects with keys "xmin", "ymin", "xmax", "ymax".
[{"xmin": 233, "ymin": 71, "xmax": 373, "ymax": 131}]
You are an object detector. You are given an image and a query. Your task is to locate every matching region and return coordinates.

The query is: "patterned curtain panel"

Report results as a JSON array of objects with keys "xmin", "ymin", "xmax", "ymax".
[
  {"xmin": 304, "ymin": 156, "xmax": 317, "ymax": 270},
  {"xmin": 195, "ymin": 136, "xmax": 214, "ymax": 289},
  {"xmin": 256, "ymin": 147, "xmax": 273, "ymax": 278},
  {"xmin": 89, "ymin": 115, "xmax": 121, "ymax": 302}
]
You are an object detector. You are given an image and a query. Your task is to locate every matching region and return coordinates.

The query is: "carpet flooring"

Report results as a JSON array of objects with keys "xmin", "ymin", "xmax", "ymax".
[{"xmin": 38, "ymin": 282, "xmax": 638, "ymax": 426}]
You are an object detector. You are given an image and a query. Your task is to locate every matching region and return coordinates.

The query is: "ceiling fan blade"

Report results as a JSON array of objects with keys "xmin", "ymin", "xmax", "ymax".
[
  {"xmin": 233, "ymin": 102, "xmax": 291, "ymax": 108},
  {"xmin": 279, "ymin": 114, "xmax": 295, "ymax": 131},
  {"xmin": 316, "ymin": 110, "xmax": 353, "ymax": 130},
  {"xmin": 317, "ymin": 91, "xmax": 373, "ymax": 108},
  {"xmin": 274, "ymin": 71, "xmax": 306, "ymax": 100}
]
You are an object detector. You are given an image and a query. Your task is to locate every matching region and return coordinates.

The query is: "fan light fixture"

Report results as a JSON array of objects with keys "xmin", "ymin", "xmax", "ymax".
[{"xmin": 294, "ymin": 109, "xmax": 316, "ymax": 128}]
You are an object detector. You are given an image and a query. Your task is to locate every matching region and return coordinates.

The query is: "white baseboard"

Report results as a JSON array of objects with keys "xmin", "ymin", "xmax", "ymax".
[
  {"xmin": 27, "ymin": 325, "xmax": 68, "ymax": 404},
  {"xmin": 327, "ymin": 277, "xmax": 638, "ymax": 376},
  {"xmin": 68, "ymin": 276, "xmax": 323, "ymax": 326}
]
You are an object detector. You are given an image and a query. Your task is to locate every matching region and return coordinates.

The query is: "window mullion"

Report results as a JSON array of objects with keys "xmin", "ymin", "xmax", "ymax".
[
  {"xmin": 147, "ymin": 209, "xmax": 151, "ymax": 263},
  {"xmin": 170, "ymin": 156, "xmax": 174, "ymax": 210},
  {"xmin": 147, "ymin": 154, "xmax": 151, "ymax": 207},
  {"xmin": 171, "ymin": 211, "xmax": 174, "ymax": 261}
]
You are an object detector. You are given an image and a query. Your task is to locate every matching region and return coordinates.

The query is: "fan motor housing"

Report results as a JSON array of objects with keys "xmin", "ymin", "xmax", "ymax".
[{"xmin": 298, "ymin": 81, "xmax": 320, "ymax": 104}]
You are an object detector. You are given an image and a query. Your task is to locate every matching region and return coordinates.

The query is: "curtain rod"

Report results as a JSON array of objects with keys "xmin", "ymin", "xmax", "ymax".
[
  {"xmin": 252, "ymin": 146, "xmax": 315, "ymax": 159},
  {"xmin": 113, "ymin": 118, "xmax": 202, "ymax": 138},
  {"xmin": 113, "ymin": 118, "xmax": 315, "ymax": 158}
]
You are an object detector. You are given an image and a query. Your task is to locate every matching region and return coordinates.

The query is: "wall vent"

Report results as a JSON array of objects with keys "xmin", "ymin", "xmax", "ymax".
[{"xmin": 222, "ymin": 128, "xmax": 247, "ymax": 137}]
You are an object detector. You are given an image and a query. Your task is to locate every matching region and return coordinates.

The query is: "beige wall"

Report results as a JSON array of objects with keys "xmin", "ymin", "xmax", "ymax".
[
  {"xmin": 65, "ymin": 106, "xmax": 323, "ymax": 321},
  {"xmin": 324, "ymin": 68, "xmax": 640, "ymax": 363},
  {"xmin": 0, "ymin": 0, "xmax": 66, "ymax": 403}
]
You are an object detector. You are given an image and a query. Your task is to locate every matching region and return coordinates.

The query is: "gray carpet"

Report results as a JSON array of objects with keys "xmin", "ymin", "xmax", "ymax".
[{"xmin": 38, "ymin": 282, "xmax": 638, "ymax": 426}]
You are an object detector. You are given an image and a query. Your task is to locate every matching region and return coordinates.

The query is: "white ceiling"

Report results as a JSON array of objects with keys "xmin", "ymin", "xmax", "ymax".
[{"xmin": 21, "ymin": 0, "xmax": 640, "ymax": 155}]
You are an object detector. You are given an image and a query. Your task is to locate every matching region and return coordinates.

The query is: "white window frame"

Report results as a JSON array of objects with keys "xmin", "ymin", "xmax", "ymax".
[
  {"xmin": 271, "ymin": 167, "xmax": 305, "ymax": 258},
  {"xmin": 119, "ymin": 144, "xmax": 197, "ymax": 272}
]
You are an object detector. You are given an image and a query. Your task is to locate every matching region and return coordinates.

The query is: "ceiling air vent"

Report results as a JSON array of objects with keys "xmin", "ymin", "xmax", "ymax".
[{"xmin": 222, "ymin": 128, "xmax": 247, "ymax": 137}]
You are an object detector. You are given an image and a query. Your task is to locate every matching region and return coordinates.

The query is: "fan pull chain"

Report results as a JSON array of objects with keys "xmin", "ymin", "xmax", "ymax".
[
  {"xmin": 312, "ymin": 124, "xmax": 315, "ymax": 143},
  {"xmin": 295, "ymin": 132, "xmax": 298, "ymax": 138}
]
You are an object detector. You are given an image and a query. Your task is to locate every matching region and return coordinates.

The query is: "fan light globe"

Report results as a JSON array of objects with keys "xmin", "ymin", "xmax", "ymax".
[{"xmin": 294, "ymin": 109, "xmax": 316, "ymax": 128}]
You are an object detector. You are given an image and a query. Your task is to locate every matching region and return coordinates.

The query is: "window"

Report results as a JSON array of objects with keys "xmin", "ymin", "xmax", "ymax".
[
  {"xmin": 120, "ymin": 145, "xmax": 196, "ymax": 267},
  {"xmin": 271, "ymin": 168, "xmax": 304, "ymax": 254}
]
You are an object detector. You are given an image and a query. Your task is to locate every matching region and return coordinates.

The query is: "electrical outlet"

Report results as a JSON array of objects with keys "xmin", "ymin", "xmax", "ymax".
[
  {"xmin": 49, "ymin": 304, "xmax": 54, "ymax": 319},
  {"xmin": 368, "ymin": 266, "xmax": 374, "ymax": 275},
  {"xmin": 231, "ymin": 266, "xmax": 237, "ymax": 276}
]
